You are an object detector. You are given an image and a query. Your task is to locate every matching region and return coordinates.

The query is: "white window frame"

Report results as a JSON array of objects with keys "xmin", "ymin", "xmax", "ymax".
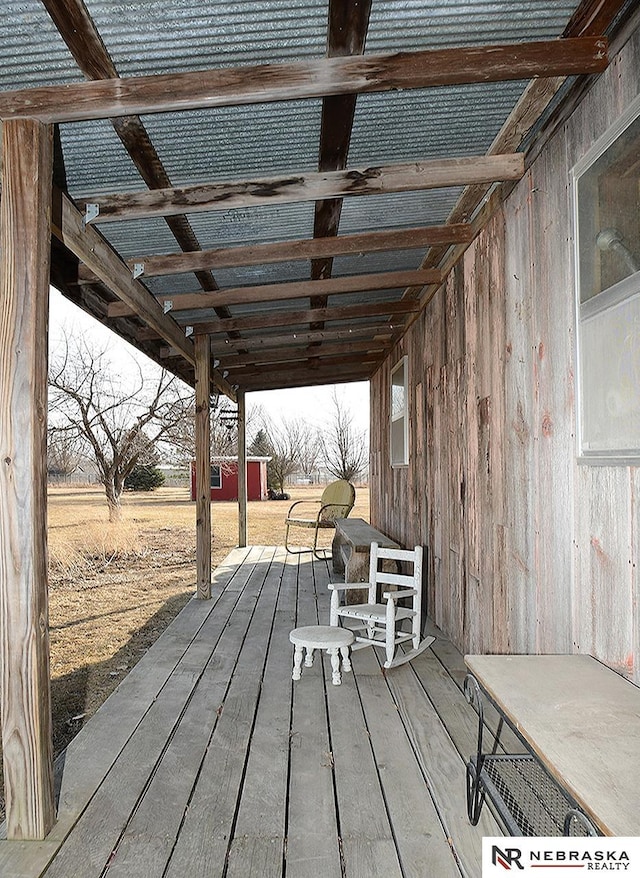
[
  {"xmin": 572, "ymin": 92, "xmax": 640, "ymax": 465},
  {"xmin": 210, "ymin": 464, "xmax": 222, "ymax": 489},
  {"xmin": 390, "ymin": 356, "xmax": 409, "ymax": 467}
]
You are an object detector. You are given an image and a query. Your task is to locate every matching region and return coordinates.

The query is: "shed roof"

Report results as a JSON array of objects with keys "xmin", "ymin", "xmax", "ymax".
[{"xmin": 1, "ymin": 1, "xmax": 635, "ymax": 400}]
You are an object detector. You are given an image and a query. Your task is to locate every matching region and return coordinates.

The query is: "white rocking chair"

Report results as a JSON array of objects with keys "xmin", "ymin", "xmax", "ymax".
[{"xmin": 328, "ymin": 542, "xmax": 435, "ymax": 669}]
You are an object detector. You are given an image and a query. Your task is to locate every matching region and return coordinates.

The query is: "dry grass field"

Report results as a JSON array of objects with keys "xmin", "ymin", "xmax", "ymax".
[{"xmin": 0, "ymin": 483, "xmax": 369, "ymax": 823}]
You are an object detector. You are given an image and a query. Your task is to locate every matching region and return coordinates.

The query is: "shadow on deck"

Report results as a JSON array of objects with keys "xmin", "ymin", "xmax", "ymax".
[{"xmin": 0, "ymin": 546, "xmax": 500, "ymax": 878}]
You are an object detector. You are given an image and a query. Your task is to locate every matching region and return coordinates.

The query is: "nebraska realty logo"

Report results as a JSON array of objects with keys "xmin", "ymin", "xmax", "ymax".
[{"xmin": 482, "ymin": 838, "xmax": 640, "ymax": 875}]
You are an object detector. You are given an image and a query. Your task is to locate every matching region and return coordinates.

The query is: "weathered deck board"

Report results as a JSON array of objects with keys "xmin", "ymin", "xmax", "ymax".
[
  {"xmin": 354, "ymin": 649, "xmax": 460, "ymax": 878},
  {"xmin": 226, "ymin": 550, "xmax": 297, "ymax": 878},
  {"xmin": 287, "ymin": 551, "xmax": 342, "ymax": 878},
  {"xmin": 381, "ymin": 655, "xmax": 501, "ymax": 876},
  {"xmin": 0, "ymin": 548, "xmax": 494, "ymax": 878},
  {"xmin": 44, "ymin": 546, "xmax": 270, "ymax": 878},
  {"xmin": 164, "ymin": 547, "xmax": 283, "ymax": 878}
]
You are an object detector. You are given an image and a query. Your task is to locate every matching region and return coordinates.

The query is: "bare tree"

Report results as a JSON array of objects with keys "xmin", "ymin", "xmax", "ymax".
[
  {"xmin": 322, "ymin": 388, "xmax": 369, "ymax": 483},
  {"xmin": 47, "ymin": 425, "xmax": 83, "ymax": 478},
  {"xmin": 251, "ymin": 413, "xmax": 303, "ymax": 493},
  {"xmin": 295, "ymin": 422, "xmax": 323, "ymax": 481},
  {"xmin": 49, "ymin": 333, "xmax": 193, "ymax": 520}
]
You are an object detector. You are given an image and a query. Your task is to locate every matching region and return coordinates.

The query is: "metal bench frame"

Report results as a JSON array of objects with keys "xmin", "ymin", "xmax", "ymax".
[{"xmin": 463, "ymin": 674, "xmax": 598, "ymax": 837}]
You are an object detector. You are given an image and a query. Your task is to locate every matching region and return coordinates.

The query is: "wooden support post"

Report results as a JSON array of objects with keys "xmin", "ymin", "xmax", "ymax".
[
  {"xmin": 0, "ymin": 118, "xmax": 56, "ymax": 839},
  {"xmin": 194, "ymin": 335, "xmax": 211, "ymax": 599},
  {"xmin": 237, "ymin": 391, "xmax": 248, "ymax": 548}
]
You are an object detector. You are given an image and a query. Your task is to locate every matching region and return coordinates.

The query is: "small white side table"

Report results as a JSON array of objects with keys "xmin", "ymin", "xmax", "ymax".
[{"xmin": 289, "ymin": 625, "xmax": 355, "ymax": 685}]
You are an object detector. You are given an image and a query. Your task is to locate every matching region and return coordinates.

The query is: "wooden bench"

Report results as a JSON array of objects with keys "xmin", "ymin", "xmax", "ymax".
[
  {"xmin": 464, "ymin": 654, "xmax": 640, "ymax": 837},
  {"xmin": 332, "ymin": 517, "xmax": 400, "ymax": 583}
]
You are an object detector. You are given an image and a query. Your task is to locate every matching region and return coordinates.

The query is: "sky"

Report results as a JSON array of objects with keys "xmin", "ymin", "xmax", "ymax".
[{"xmin": 48, "ymin": 286, "xmax": 371, "ymax": 436}]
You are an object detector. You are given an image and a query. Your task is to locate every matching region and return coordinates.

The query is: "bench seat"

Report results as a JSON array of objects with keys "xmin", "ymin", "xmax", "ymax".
[{"xmin": 332, "ymin": 517, "xmax": 400, "ymax": 583}]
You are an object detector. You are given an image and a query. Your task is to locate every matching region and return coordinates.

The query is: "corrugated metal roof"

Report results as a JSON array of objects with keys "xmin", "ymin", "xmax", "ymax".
[
  {"xmin": 0, "ymin": 1, "xmax": 81, "ymax": 89},
  {"xmin": 140, "ymin": 100, "xmax": 322, "ymax": 185},
  {"xmin": 365, "ymin": 0, "xmax": 580, "ymax": 50},
  {"xmin": 85, "ymin": 0, "xmax": 330, "ymax": 75},
  {"xmin": 0, "ymin": 0, "xmax": 611, "ymax": 393}
]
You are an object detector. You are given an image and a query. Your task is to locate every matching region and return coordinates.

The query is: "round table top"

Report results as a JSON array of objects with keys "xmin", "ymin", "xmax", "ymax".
[{"xmin": 289, "ymin": 625, "xmax": 355, "ymax": 649}]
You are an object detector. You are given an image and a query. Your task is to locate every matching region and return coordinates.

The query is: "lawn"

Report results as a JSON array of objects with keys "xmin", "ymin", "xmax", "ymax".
[{"xmin": 1, "ymin": 482, "xmax": 369, "ymax": 823}]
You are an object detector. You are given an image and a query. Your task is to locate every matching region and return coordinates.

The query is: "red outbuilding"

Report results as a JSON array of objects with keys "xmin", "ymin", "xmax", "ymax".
[{"xmin": 190, "ymin": 457, "xmax": 270, "ymax": 502}]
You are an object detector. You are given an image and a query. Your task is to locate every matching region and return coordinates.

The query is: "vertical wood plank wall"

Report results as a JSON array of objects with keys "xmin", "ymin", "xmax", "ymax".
[
  {"xmin": 370, "ymin": 27, "xmax": 640, "ymax": 682},
  {"xmin": 0, "ymin": 119, "xmax": 56, "ymax": 838}
]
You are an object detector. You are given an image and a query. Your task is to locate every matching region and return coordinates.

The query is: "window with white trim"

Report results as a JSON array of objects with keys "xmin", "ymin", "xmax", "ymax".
[
  {"xmin": 210, "ymin": 464, "xmax": 222, "ymax": 489},
  {"xmin": 573, "ymin": 95, "xmax": 640, "ymax": 464},
  {"xmin": 390, "ymin": 356, "xmax": 409, "ymax": 466}
]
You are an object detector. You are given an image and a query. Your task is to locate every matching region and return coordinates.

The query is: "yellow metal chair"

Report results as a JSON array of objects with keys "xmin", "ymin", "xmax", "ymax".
[{"xmin": 284, "ymin": 479, "xmax": 355, "ymax": 558}]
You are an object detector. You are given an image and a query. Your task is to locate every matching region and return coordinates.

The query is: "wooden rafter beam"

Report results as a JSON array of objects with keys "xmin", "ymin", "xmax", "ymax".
[
  {"xmin": 311, "ymin": 0, "xmax": 373, "ymax": 290},
  {"xmin": 224, "ymin": 351, "xmax": 384, "ymax": 375},
  {"xmin": 40, "ymin": 0, "xmax": 116, "ymax": 79},
  {"xmin": 100, "ymin": 224, "xmax": 472, "ymax": 279},
  {"xmin": 564, "ymin": 0, "xmax": 631, "ymax": 37},
  {"xmin": 187, "ymin": 299, "xmax": 415, "ymax": 336},
  {"xmin": 0, "ymin": 37, "xmax": 608, "ymax": 123},
  {"xmin": 406, "ymin": 2, "xmax": 626, "ymax": 312},
  {"xmin": 137, "ymin": 298, "xmax": 419, "ymax": 339},
  {"xmin": 49, "ymin": 187, "xmax": 235, "ymax": 400},
  {"xmin": 79, "ymin": 155, "xmax": 524, "ymax": 224},
  {"xmin": 211, "ymin": 338, "xmax": 391, "ymax": 367},
  {"xmin": 239, "ymin": 365, "xmax": 375, "ymax": 392},
  {"xmin": 160, "ymin": 336, "xmax": 388, "ymax": 364},
  {"xmin": 40, "ymin": 0, "xmax": 236, "ymax": 333},
  {"xmin": 108, "ymin": 268, "xmax": 442, "ymax": 317},
  {"xmin": 211, "ymin": 324, "xmax": 392, "ymax": 353},
  {"xmin": 51, "ymin": 189, "xmax": 194, "ymax": 362}
]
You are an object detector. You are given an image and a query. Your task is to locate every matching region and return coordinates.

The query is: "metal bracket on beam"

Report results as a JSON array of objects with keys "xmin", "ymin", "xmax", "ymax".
[
  {"xmin": 163, "ymin": 299, "xmax": 173, "ymax": 314},
  {"xmin": 185, "ymin": 325, "xmax": 193, "ymax": 337},
  {"xmin": 132, "ymin": 262, "xmax": 144, "ymax": 279},
  {"xmin": 83, "ymin": 202, "xmax": 100, "ymax": 227}
]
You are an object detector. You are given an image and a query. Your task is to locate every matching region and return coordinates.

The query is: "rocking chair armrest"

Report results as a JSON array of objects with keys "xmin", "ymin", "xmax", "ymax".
[
  {"xmin": 328, "ymin": 581, "xmax": 370, "ymax": 591},
  {"xmin": 382, "ymin": 588, "xmax": 417, "ymax": 601}
]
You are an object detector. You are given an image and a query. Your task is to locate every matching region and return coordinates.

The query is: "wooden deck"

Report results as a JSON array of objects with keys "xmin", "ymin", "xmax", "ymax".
[{"xmin": 0, "ymin": 546, "xmax": 500, "ymax": 878}]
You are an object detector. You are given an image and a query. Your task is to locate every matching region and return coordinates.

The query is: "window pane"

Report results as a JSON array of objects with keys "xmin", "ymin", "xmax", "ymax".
[
  {"xmin": 391, "ymin": 360, "xmax": 406, "ymax": 419},
  {"xmin": 391, "ymin": 417, "xmax": 406, "ymax": 466},
  {"xmin": 580, "ymin": 290, "xmax": 640, "ymax": 453},
  {"xmin": 577, "ymin": 113, "xmax": 640, "ymax": 304}
]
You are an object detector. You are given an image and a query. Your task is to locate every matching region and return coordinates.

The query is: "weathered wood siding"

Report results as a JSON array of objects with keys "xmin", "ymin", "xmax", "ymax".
[{"xmin": 370, "ymin": 26, "xmax": 640, "ymax": 682}]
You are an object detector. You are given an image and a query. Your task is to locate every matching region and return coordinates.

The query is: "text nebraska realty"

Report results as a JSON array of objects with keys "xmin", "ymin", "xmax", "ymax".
[{"xmin": 493, "ymin": 845, "xmax": 632, "ymax": 870}]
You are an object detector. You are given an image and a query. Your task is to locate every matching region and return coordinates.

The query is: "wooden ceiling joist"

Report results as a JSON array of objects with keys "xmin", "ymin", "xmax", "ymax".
[
  {"xmin": 223, "ymin": 351, "xmax": 384, "ymax": 376},
  {"xmin": 40, "ymin": 0, "xmax": 239, "ymax": 341},
  {"xmin": 310, "ymin": 0, "xmax": 373, "ymax": 293},
  {"xmin": 108, "ymin": 268, "xmax": 441, "ymax": 317},
  {"xmin": 212, "ymin": 338, "xmax": 391, "ymax": 367},
  {"xmin": 49, "ymin": 187, "xmax": 235, "ymax": 399},
  {"xmin": 0, "ymin": 37, "xmax": 607, "ymax": 123},
  {"xmin": 238, "ymin": 365, "xmax": 375, "ymax": 392},
  {"xmin": 81, "ymin": 155, "xmax": 525, "ymax": 223},
  {"xmin": 137, "ymin": 299, "xmax": 419, "ymax": 339},
  {"xmin": 106, "ymin": 224, "xmax": 473, "ymax": 279},
  {"xmin": 210, "ymin": 324, "xmax": 393, "ymax": 353},
  {"xmin": 409, "ymin": 2, "xmax": 626, "ymax": 315}
]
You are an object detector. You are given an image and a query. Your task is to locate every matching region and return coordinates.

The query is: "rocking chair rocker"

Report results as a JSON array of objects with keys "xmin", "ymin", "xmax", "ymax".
[{"xmin": 328, "ymin": 542, "xmax": 435, "ymax": 669}]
